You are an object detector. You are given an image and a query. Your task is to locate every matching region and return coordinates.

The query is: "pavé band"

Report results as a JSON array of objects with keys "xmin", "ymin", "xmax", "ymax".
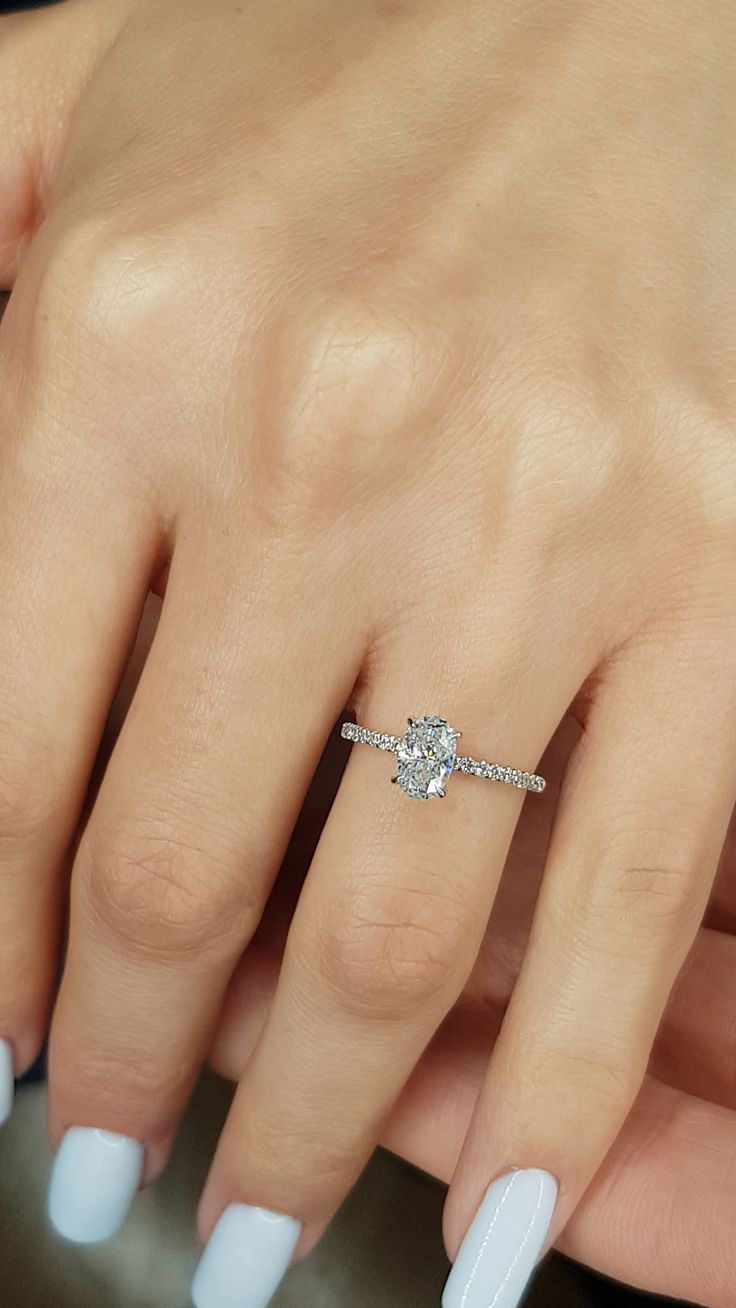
[{"xmin": 341, "ymin": 715, "xmax": 546, "ymax": 801}]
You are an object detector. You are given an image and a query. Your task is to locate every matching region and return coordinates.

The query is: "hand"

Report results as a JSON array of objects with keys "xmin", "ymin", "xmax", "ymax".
[
  {"xmin": 210, "ymin": 698, "xmax": 736, "ymax": 1307},
  {"xmin": 2, "ymin": 3, "xmax": 736, "ymax": 1308},
  {"xmin": 103, "ymin": 602, "xmax": 736, "ymax": 1305}
]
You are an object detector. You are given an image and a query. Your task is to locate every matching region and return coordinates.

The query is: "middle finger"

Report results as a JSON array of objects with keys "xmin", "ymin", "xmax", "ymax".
[{"xmin": 47, "ymin": 534, "xmax": 360, "ymax": 1243}]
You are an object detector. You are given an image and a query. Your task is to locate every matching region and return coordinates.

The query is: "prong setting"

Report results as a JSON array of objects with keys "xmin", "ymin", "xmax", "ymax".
[
  {"xmin": 396, "ymin": 715, "xmax": 457, "ymax": 801},
  {"xmin": 339, "ymin": 720, "xmax": 545, "ymax": 797}
]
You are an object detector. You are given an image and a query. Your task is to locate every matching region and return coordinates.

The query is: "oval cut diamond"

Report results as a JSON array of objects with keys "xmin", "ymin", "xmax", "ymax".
[{"xmin": 396, "ymin": 715, "xmax": 457, "ymax": 800}]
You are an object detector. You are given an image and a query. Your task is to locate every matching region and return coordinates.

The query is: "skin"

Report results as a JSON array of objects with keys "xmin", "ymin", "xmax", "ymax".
[
  {"xmin": 125, "ymin": 607, "xmax": 736, "ymax": 1304},
  {"xmin": 211, "ymin": 709, "xmax": 736, "ymax": 1307},
  {"xmin": 2, "ymin": 0, "xmax": 736, "ymax": 1302}
]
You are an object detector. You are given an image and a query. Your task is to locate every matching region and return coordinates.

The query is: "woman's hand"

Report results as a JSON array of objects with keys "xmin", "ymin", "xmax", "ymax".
[
  {"xmin": 3, "ymin": 2, "xmax": 736, "ymax": 1306},
  {"xmin": 211, "ymin": 704, "xmax": 736, "ymax": 1306}
]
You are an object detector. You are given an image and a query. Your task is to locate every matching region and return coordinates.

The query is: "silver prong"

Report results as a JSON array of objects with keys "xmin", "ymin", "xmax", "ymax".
[
  {"xmin": 454, "ymin": 731, "xmax": 462, "ymax": 740},
  {"xmin": 391, "ymin": 774, "xmax": 399, "ymax": 784},
  {"xmin": 437, "ymin": 788, "xmax": 446, "ymax": 798},
  {"xmin": 407, "ymin": 717, "xmax": 414, "ymax": 727}
]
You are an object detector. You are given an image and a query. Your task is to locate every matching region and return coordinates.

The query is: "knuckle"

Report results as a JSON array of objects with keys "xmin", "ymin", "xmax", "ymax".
[
  {"xmin": 315, "ymin": 880, "xmax": 471, "ymax": 1019},
  {"xmin": 580, "ymin": 813, "xmax": 708, "ymax": 941},
  {"xmin": 31, "ymin": 212, "xmax": 195, "ymax": 358},
  {"xmin": 262, "ymin": 295, "xmax": 442, "ymax": 529},
  {"xmin": 79, "ymin": 824, "xmax": 258, "ymax": 960},
  {"xmin": 217, "ymin": 1106, "xmax": 353, "ymax": 1220},
  {"xmin": 536, "ymin": 1042, "xmax": 638, "ymax": 1121},
  {"xmin": 53, "ymin": 1037, "xmax": 182, "ymax": 1125},
  {"xmin": 609, "ymin": 858, "xmax": 702, "ymax": 934},
  {"xmin": 239, "ymin": 1103, "xmax": 351, "ymax": 1198}
]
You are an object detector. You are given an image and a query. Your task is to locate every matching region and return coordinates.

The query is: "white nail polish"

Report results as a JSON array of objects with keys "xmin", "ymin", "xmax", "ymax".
[
  {"xmin": 0, "ymin": 1041, "xmax": 14, "ymax": 1125},
  {"xmin": 191, "ymin": 1204, "xmax": 302, "ymax": 1308},
  {"xmin": 47, "ymin": 1128, "xmax": 144, "ymax": 1243},
  {"xmin": 442, "ymin": 1169, "xmax": 557, "ymax": 1308}
]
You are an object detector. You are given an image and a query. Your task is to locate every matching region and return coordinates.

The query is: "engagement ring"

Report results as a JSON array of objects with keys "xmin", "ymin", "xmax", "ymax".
[{"xmin": 341, "ymin": 715, "xmax": 546, "ymax": 801}]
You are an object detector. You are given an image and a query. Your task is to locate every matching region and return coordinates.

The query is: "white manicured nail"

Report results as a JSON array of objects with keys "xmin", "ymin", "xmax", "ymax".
[
  {"xmin": 191, "ymin": 1204, "xmax": 302, "ymax": 1308},
  {"xmin": 47, "ymin": 1128, "xmax": 144, "ymax": 1243},
  {"xmin": 442, "ymin": 1169, "xmax": 557, "ymax": 1308},
  {"xmin": 0, "ymin": 1040, "xmax": 14, "ymax": 1125}
]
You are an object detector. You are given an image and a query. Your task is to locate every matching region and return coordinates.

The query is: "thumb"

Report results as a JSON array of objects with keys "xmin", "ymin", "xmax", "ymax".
[{"xmin": 0, "ymin": 0, "xmax": 119, "ymax": 289}]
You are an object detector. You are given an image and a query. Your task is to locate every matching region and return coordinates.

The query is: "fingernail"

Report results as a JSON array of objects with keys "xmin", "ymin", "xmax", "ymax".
[
  {"xmin": 0, "ymin": 1040, "xmax": 14, "ymax": 1125},
  {"xmin": 442, "ymin": 1169, "xmax": 558, "ymax": 1308},
  {"xmin": 191, "ymin": 1204, "xmax": 302, "ymax": 1308},
  {"xmin": 47, "ymin": 1128, "xmax": 144, "ymax": 1243}
]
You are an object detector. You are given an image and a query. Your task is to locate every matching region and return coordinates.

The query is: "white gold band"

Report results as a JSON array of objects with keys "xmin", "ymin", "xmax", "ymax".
[{"xmin": 341, "ymin": 718, "xmax": 546, "ymax": 800}]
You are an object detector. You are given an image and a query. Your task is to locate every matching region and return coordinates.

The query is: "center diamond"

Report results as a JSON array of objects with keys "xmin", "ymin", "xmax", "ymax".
[{"xmin": 396, "ymin": 715, "xmax": 458, "ymax": 800}]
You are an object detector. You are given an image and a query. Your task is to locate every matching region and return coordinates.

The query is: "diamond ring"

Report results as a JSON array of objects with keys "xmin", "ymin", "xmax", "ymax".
[{"xmin": 341, "ymin": 715, "xmax": 546, "ymax": 801}]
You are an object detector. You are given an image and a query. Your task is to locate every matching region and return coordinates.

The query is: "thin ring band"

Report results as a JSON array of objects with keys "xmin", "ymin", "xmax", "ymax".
[{"xmin": 341, "ymin": 715, "xmax": 546, "ymax": 801}]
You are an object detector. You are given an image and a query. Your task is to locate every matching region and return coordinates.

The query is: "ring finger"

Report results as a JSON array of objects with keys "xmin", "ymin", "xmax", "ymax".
[{"xmin": 192, "ymin": 620, "xmax": 583, "ymax": 1308}]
